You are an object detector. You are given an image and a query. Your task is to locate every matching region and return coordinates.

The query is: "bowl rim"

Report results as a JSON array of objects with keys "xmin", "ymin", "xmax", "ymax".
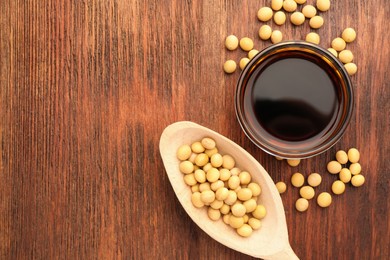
[{"xmin": 234, "ymin": 41, "xmax": 354, "ymax": 159}]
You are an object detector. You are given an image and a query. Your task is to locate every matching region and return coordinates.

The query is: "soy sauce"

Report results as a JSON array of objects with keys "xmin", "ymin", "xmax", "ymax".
[{"xmin": 244, "ymin": 51, "xmax": 340, "ymax": 142}]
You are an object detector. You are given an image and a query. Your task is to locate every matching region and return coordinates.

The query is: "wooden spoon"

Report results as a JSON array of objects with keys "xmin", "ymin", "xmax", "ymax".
[{"xmin": 159, "ymin": 121, "xmax": 299, "ymax": 259}]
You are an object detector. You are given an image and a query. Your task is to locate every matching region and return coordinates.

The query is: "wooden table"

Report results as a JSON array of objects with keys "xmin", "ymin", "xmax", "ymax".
[{"xmin": 1, "ymin": 0, "xmax": 389, "ymax": 259}]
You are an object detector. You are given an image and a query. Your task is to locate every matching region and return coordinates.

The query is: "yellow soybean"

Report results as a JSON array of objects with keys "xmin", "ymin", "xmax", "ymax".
[
  {"xmin": 271, "ymin": 30, "xmax": 283, "ymax": 44},
  {"xmin": 291, "ymin": 172, "xmax": 305, "ymax": 187},
  {"xmin": 287, "ymin": 159, "xmax": 301, "ymax": 167},
  {"xmin": 259, "ymin": 25, "xmax": 272, "ymax": 40},
  {"xmin": 179, "ymin": 160, "xmax": 194, "ymax": 174},
  {"xmin": 331, "ymin": 180, "xmax": 345, "ymax": 195},
  {"xmin": 239, "ymin": 57, "xmax": 250, "ymax": 70},
  {"xmin": 309, "ymin": 16, "xmax": 324, "ymax": 29},
  {"xmin": 306, "ymin": 32, "xmax": 320, "ymax": 44},
  {"xmin": 276, "ymin": 181, "xmax": 287, "ymax": 194},
  {"xmin": 342, "ymin": 28, "xmax": 356, "ymax": 43},
  {"xmin": 336, "ymin": 150, "xmax": 349, "ymax": 164},
  {"xmin": 248, "ymin": 49, "xmax": 259, "ymax": 59},
  {"xmin": 331, "ymin": 37, "xmax": 346, "ymax": 51},
  {"xmin": 252, "ymin": 205, "xmax": 267, "ymax": 219},
  {"xmin": 274, "ymin": 11, "xmax": 287, "ymax": 25},
  {"xmin": 347, "ymin": 148, "xmax": 360, "ymax": 163},
  {"xmin": 302, "ymin": 5, "xmax": 317, "ymax": 18},
  {"xmin": 339, "ymin": 168, "xmax": 352, "ymax": 183},
  {"xmin": 327, "ymin": 160, "xmax": 342, "ymax": 174},
  {"xmin": 257, "ymin": 7, "xmax": 273, "ymax": 22},
  {"xmin": 338, "ymin": 50, "xmax": 354, "ymax": 64},
  {"xmin": 177, "ymin": 144, "xmax": 192, "ymax": 160},
  {"xmin": 351, "ymin": 174, "xmax": 365, "ymax": 187},
  {"xmin": 316, "ymin": 0, "xmax": 330, "ymax": 12},
  {"xmin": 240, "ymin": 37, "xmax": 254, "ymax": 51},
  {"xmin": 307, "ymin": 173, "xmax": 322, "ymax": 187},
  {"xmin": 344, "ymin": 63, "xmax": 357, "ymax": 76},
  {"xmin": 349, "ymin": 163, "xmax": 362, "ymax": 175},
  {"xmin": 271, "ymin": 0, "xmax": 283, "ymax": 11},
  {"xmin": 295, "ymin": 198, "xmax": 309, "ymax": 212},
  {"xmin": 317, "ymin": 192, "xmax": 332, "ymax": 207},
  {"xmin": 290, "ymin": 12, "xmax": 305, "ymax": 25},
  {"xmin": 237, "ymin": 224, "xmax": 253, "ymax": 237},
  {"xmin": 299, "ymin": 186, "xmax": 315, "ymax": 200},
  {"xmin": 283, "ymin": 0, "xmax": 297, "ymax": 12},
  {"xmin": 223, "ymin": 60, "xmax": 237, "ymax": 74},
  {"xmin": 225, "ymin": 35, "xmax": 239, "ymax": 51}
]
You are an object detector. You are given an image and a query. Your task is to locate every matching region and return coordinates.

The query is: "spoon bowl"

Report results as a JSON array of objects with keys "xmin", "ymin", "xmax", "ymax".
[{"xmin": 159, "ymin": 121, "xmax": 298, "ymax": 259}]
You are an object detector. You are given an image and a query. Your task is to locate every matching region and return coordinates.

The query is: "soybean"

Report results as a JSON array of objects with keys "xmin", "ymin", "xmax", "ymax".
[
  {"xmin": 347, "ymin": 148, "xmax": 360, "ymax": 163},
  {"xmin": 336, "ymin": 150, "xmax": 349, "ymax": 164},
  {"xmin": 316, "ymin": 0, "xmax": 331, "ymax": 12},
  {"xmin": 295, "ymin": 198, "xmax": 309, "ymax": 212},
  {"xmin": 201, "ymin": 190, "xmax": 216, "ymax": 204},
  {"xmin": 222, "ymin": 154, "xmax": 235, "ymax": 169},
  {"xmin": 331, "ymin": 37, "xmax": 346, "ymax": 51},
  {"xmin": 300, "ymin": 186, "xmax": 315, "ymax": 200},
  {"xmin": 248, "ymin": 49, "xmax": 259, "ymax": 59},
  {"xmin": 229, "ymin": 215, "xmax": 244, "ymax": 229},
  {"xmin": 239, "ymin": 171, "xmax": 251, "ymax": 185},
  {"xmin": 339, "ymin": 168, "xmax": 352, "ymax": 183},
  {"xmin": 248, "ymin": 218, "xmax": 262, "ymax": 230},
  {"xmin": 287, "ymin": 159, "xmax": 301, "ymax": 167},
  {"xmin": 283, "ymin": 0, "xmax": 297, "ymax": 12},
  {"xmin": 307, "ymin": 173, "xmax": 322, "ymax": 187},
  {"xmin": 248, "ymin": 182, "xmax": 261, "ymax": 196},
  {"xmin": 351, "ymin": 174, "xmax": 365, "ymax": 187},
  {"xmin": 309, "ymin": 16, "xmax": 324, "ymax": 29},
  {"xmin": 252, "ymin": 205, "xmax": 267, "ymax": 219},
  {"xmin": 210, "ymin": 153, "xmax": 223, "ymax": 168},
  {"xmin": 257, "ymin": 7, "xmax": 273, "ymax": 22},
  {"xmin": 342, "ymin": 28, "xmax": 356, "ymax": 43},
  {"xmin": 231, "ymin": 203, "xmax": 247, "ymax": 217},
  {"xmin": 239, "ymin": 58, "xmax": 250, "ymax": 70},
  {"xmin": 349, "ymin": 163, "xmax": 362, "ymax": 175},
  {"xmin": 237, "ymin": 188, "xmax": 253, "ymax": 201},
  {"xmin": 259, "ymin": 25, "xmax": 272, "ymax": 40},
  {"xmin": 332, "ymin": 180, "xmax": 345, "ymax": 195},
  {"xmin": 274, "ymin": 11, "xmax": 287, "ymax": 25},
  {"xmin": 302, "ymin": 5, "xmax": 317, "ymax": 18},
  {"xmin": 338, "ymin": 50, "xmax": 354, "ymax": 64},
  {"xmin": 317, "ymin": 192, "xmax": 332, "ymax": 207},
  {"xmin": 208, "ymin": 207, "xmax": 221, "ymax": 221},
  {"xmin": 271, "ymin": 0, "xmax": 283, "ymax": 11},
  {"xmin": 237, "ymin": 224, "xmax": 253, "ymax": 237},
  {"xmin": 327, "ymin": 160, "xmax": 342, "ymax": 174},
  {"xmin": 216, "ymin": 187, "xmax": 229, "ymax": 201},
  {"xmin": 239, "ymin": 37, "xmax": 254, "ymax": 51},
  {"xmin": 344, "ymin": 63, "xmax": 357, "ymax": 76},
  {"xmin": 328, "ymin": 48, "xmax": 338, "ymax": 57},
  {"xmin": 223, "ymin": 60, "xmax": 237, "ymax": 74},
  {"xmin": 271, "ymin": 30, "xmax": 283, "ymax": 44},
  {"xmin": 225, "ymin": 35, "xmax": 239, "ymax": 51},
  {"xmin": 291, "ymin": 172, "xmax": 305, "ymax": 187},
  {"xmin": 177, "ymin": 145, "xmax": 192, "ymax": 160},
  {"xmin": 191, "ymin": 192, "xmax": 205, "ymax": 208},
  {"xmin": 276, "ymin": 181, "xmax": 287, "ymax": 194},
  {"xmin": 290, "ymin": 12, "xmax": 305, "ymax": 26},
  {"xmin": 306, "ymin": 32, "xmax": 320, "ymax": 44},
  {"xmin": 201, "ymin": 137, "xmax": 216, "ymax": 150},
  {"xmin": 179, "ymin": 160, "xmax": 194, "ymax": 174}
]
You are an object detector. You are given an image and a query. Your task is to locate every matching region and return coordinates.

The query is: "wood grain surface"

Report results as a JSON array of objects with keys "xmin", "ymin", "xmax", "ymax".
[{"xmin": 0, "ymin": 0, "xmax": 389, "ymax": 259}]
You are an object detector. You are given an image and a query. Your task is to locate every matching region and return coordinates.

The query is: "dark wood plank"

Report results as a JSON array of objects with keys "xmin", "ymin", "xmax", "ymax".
[{"xmin": 0, "ymin": 0, "xmax": 389, "ymax": 259}]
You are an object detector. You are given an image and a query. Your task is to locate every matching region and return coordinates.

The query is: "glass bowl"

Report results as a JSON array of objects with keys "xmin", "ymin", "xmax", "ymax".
[{"xmin": 235, "ymin": 41, "xmax": 354, "ymax": 159}]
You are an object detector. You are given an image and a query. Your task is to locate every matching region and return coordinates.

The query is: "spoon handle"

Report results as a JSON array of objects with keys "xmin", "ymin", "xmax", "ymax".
[{"xmin": 265, "ymin": 245, "xmax": 299, "ymax": 260}]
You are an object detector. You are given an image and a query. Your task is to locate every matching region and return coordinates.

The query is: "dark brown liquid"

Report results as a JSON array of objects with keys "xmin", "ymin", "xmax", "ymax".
[{"xmin": 244, "ymin": 51, "xmax": 340, "ymax": 142}]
